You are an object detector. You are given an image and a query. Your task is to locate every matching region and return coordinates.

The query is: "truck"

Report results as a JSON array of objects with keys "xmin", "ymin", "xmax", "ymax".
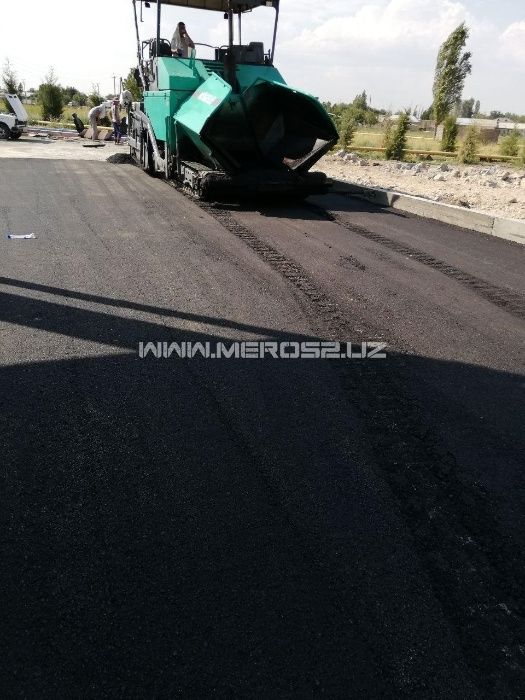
[
  {"xmin": 127, "ymin": 0, "xmax": 339, "ymax": 199},
  {"xmin": 0, "ymin": 94, "xmax": 28, "ymax": 140}
]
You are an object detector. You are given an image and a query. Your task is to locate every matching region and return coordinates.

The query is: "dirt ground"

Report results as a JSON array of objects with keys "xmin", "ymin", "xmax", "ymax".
[
  {"xmin": 0, "ymin": 134, "xmax": 123, "ymax": 162},
  {"xmin": 317, "ymin": 152, "xmax": 525, "ymax": 220}
]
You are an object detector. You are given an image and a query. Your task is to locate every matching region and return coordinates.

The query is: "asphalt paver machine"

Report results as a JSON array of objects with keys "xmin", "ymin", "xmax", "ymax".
[{"xmin": 128, "ymin": 0, "xmax": 338, "ymax": 199}]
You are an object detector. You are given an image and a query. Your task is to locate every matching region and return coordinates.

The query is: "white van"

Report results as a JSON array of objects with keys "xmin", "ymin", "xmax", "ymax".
[{"xmin": 0, "ymin": 94, "xmax": 29, "ymax": 140}]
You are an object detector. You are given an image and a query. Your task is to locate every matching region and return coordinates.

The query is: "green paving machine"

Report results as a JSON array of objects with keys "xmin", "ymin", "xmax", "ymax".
[{"xmin": 128, "ymin": 0, "xmax": 338, "ymax": 199}]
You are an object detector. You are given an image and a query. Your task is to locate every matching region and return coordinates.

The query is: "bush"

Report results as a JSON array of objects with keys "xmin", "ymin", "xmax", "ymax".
[
  {"xmin": 338, "ymin": 110, "xmax": 356, "ymax": 149},
  {"xmin": 500, "ymin": 129, "xmax": 521, "ymax": 157},
  {"xmin": 382, "ymin": 119, "xmax": 393, "ymax": 151},
  {"xmin": 441, "ymin": 114, "xmax": 458, "ymax": 152},
  {"xmin": 2, "ymin": 59, "xmax": 18, "ymax": 111},
  {"xmin": 123, "ymin": 68, "xmax": 143, "ymax": 101},
  {"xmin": 385, "ymin": 113, "xmax": 410, "ymax": 160},
  {"xmin": 458, "ymin": 126, "xmax": 479, "ymax": 164},
  {"xmin": 72, "ymin": 92, "xmax": 87, "ymax": 107},
  {"xmin": 38, "ymin": 83, "xmax": 63, "ymax": 120},
  {"xmin": 364, "ymin": 111, "xmax": 379, "ymax": 127},
  {"xmin": 87, "ymin": 92, "xmax": 103, "ymax": 108}
]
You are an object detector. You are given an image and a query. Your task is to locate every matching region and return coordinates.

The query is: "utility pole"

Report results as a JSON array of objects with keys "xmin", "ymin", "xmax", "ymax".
[{"xmin": 112, "ymin": 75, "xmax": 117, "ymax": 95}]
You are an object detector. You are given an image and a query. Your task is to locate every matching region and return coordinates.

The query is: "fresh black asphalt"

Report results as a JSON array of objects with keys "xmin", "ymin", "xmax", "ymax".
[{"xmin": 1, "ymin": 158, "xmax": 524, "ymax": 698}]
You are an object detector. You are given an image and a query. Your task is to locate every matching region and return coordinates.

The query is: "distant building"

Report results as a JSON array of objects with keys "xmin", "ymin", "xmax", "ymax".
[
  {"xmin": 436, "ymin": 118, "xmax": 525, "ymax": 143},
  {"xmin": 390, "ymin": 114, "xmax": 421, "ymax": 124},
  {"xmin": 379, "ymin": 114, "xmax": 421, "ymax": 124},
  {"xmin": 378, "ymin": 114, "xmax": 423, "ymax": 131}
]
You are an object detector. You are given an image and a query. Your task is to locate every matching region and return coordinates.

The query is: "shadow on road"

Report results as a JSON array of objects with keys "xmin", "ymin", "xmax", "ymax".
[
  {"xmin": 229, "ymin": 191, "xmax": 410, "ymax": 222},
  {"xmin": 1, "ymin": 278, "xmax": 524, "ymax": 697},
  {"xmin": 0, "ymin": 276, "xmax": 318, "ymax": 346}
]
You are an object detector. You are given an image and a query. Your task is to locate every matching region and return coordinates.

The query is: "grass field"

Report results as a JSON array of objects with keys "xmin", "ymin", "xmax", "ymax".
[
  {"xmin": 349, "ymin": 128, "xmax": 506, "ymax": 160},
  {"xmin": 23, "ymin": 103, "xmax": 91, "ymax": 128}
]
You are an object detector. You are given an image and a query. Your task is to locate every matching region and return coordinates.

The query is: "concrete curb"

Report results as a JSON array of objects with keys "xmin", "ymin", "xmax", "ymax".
[{"xmin": 329, "ymin": 180, "xmax": 525, "ymax": 246}]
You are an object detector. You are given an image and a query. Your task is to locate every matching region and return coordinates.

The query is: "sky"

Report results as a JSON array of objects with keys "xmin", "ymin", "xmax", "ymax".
[{"xmin": 1, "ymin": 0, "xmax": 524, "ymax": 113}]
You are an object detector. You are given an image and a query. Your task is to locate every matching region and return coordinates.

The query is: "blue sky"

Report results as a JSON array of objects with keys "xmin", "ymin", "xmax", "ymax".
[{"xmin": 1, "ymin": 0, "xmax": 524, "ymax": 113}]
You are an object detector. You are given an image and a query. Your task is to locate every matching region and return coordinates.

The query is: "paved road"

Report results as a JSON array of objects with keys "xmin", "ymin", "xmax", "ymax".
[{"xmin": 1, "ymin": 158, "xmax": 524, "ymax": 698}]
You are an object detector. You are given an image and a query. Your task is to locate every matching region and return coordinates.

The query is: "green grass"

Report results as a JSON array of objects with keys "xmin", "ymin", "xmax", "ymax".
[
  {"xmin": 23, "ymin": 103, "xmax": 90, "ymax": 127},
  {"xmin": 352, "ymin": 129, "xmax": 442, "ymax": 151},
  {"xmin": 342, "ymin": 127, "xmax": 523, "ymax": 163}
]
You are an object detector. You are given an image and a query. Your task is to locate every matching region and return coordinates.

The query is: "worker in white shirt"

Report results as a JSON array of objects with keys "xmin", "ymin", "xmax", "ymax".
[
  {"xmin": 88, "ymin": 101, "xmax": 111, "ymax": 141},
  {"xmin": 110, "ymin": 97, "xmax": 122, "ymax": 145},
  {"xmin": 171, "ymin": 22, "xmax": 195, "ymax": 58}
]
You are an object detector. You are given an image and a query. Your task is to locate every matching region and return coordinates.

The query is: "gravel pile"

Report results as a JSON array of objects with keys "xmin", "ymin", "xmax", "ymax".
[
  {"xmin": 107, "ymin": 153, "xmax": 135, "ymax": 165},
  {"xmin": 317, "ymin": 151, "xmax": 525, "ymax": 219}
]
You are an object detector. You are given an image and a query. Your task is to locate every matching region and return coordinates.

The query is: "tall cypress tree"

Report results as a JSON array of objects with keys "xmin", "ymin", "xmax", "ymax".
[{"xmin": 432, "ymin": 24, "xmax": 472, "ymax": 133}]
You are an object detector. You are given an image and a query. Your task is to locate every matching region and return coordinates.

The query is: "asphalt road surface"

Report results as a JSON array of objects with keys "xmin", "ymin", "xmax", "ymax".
[{"xmin": 1, "ymin": 158, "xmax": 524, "ymax": 698}]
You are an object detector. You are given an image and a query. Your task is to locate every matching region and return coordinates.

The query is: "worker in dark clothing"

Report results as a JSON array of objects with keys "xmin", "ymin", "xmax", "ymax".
[{"xmin": 72, "ymin": 113, "xmax": 86, "ymax": 136}]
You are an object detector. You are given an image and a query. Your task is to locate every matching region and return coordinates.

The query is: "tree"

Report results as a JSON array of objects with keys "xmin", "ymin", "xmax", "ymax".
[
  {"xmin": 61, "ymin": 86, "xmax": 79, "ymax": 103},
  {"xmin": 502, "ymin": 111, "xmax": 525, "ymax": 123},
  {"xmin": 338, "ymin": 109, "xmax": 356, "ymax": 149},
  {"xmin": 385, "ymin": 113, "xmax": 410, "ymax": 161},
  {"xmin": 123, "ymin": 68, "xmax": 142, "ymax": 101},
  {"xmin": 500, "ymin": 129, "xmax": 521, "ymax": 157},
  {"xmin": 45, "ymin": 68, "xmax": 59, "ymax": 87},
  {"xmin": 87, "ymin": 92, "xmax": 103, "ymax": 107},
  {"xmin": 86, "ymin": 82, "xmax": 103, "ymax": 107},
  {"xmin": 432, "ymin": 23, "xmax": 472, "ymax": 133},
  {"xmin": 460, "ymin": 97, "xmax": 476, "ymax": 118},
  {"xmin": 441, "ymin": 114, "xmax": 458, "ymax": 152},
  {"xmin": 2, "ymin": 59, "xmax": 18, "ymax": 93},
  {"xmin": 72, "ymin": 92, "xmax": 88, "ymax": 107},
  {"xmin": 364, "ymin": 110, "xmax": 378, "ymax": 127},
  {"xmin": 2, "ymin": 59, "xmax": 19, "ymax": 110},
  {"xmin": 382, "ymin": 118, "xmax": 393, "ymax": 153},
  {"xmin": 458, "ymin": 126, "xmax": 479, "ymax": 164},
  {"xmin": 420, "ymin": 106, "xmax": 433, "ymax": 121},
  {"xmin": 352, "ymin": 91, "xmax": 367, "ymax": 111},
  {"xmin": 473, "ymin": 100, "xmax": 480, "ymax": 116},
  {"xmin": 38, "ymin": 68, "xmax": 63, "ymax": 120}
]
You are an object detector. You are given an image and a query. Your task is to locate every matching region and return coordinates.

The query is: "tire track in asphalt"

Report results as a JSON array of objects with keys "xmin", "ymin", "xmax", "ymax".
[
  {"xmin": 305, "ymin": 203, "xmax": 525, "ymax": 321},
  {"xmin": 195, "ymin": 196, "xmax": 525, "ymax": 697},
  {"xmin": 119, "ymin": 169, "xmax": 522, "ymax": 693}
]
